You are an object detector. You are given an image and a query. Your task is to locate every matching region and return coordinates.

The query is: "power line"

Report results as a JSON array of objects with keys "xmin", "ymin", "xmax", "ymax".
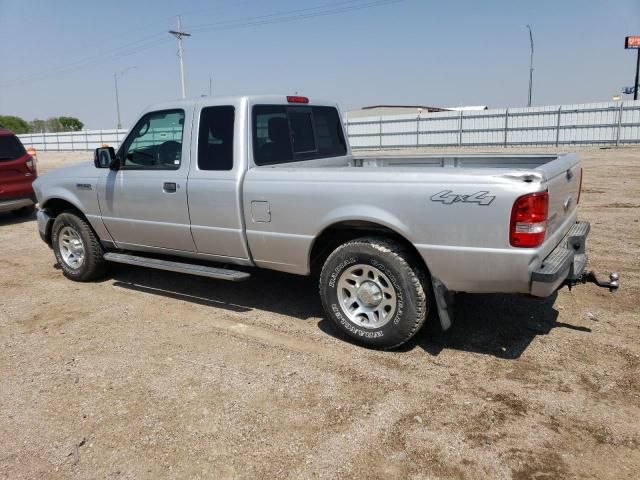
[
  {"xmin": 190, "ymin": 0, "xmax": 404, "ymax": 33},
  {"xmin": 189, "ymin": 0, "xmax": 376, "ymax": 30},
  {"xmin": 0, "ymin": 32, "xmax": 168, "ymax": 87},
  {"xmin": 1, "ymin": 0, "xmax": 404, "ymax": 88}
]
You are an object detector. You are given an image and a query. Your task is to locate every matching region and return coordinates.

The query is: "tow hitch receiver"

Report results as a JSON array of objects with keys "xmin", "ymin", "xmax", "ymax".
[{"xmin": 565, "ymin": 271, "xmax": 620, "ymax": 292}]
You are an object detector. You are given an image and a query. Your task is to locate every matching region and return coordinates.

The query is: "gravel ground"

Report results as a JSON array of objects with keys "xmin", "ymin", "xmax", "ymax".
[{"xmin": 0, "ymin": 147, "xmax": 639, "ymax": 479}]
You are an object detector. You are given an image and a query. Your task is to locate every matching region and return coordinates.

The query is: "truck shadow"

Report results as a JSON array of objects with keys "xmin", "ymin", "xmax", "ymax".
[
  {"xmin": 109, "ymin": 265, "xmax": 590, "ymax": 360},
  {"xmin": 0, "ymin": 211, "xmax": 36, "ymax": 226},
  {"xmin": 110, "ymin": 265, "xmax": 322, "ymax": 320},
  {"xmin": 400, "ymin": 292, "xmax": 591, "ymax": 359}
]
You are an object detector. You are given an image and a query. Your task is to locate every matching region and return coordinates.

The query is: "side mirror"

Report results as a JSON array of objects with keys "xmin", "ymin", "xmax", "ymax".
[{"xmin": 94, "ymin": 147, "xmax": 117, "ymax": 169}]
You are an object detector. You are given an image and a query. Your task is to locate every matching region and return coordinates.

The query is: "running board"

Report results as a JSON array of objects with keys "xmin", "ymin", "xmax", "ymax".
[{"xmin": 103, "ymin": 253, "xmax": 251, "ymax": 282}]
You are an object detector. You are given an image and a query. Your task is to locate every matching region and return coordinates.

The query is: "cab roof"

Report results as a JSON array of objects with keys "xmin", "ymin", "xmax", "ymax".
[{"xmin": 145, "ymin": 94, "xmax": 340, "ymax": 112}]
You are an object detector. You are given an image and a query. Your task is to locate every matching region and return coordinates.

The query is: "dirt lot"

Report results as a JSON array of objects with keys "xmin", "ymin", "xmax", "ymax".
[{"xmin": 1, "ymin": 148, "xmax": 639, "ymax": 479}]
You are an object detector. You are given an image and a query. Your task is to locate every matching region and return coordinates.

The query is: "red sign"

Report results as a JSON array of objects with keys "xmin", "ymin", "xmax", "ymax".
[{"xmin": 625, "ymin": 36, "xmax": 640, "ymax": 48}]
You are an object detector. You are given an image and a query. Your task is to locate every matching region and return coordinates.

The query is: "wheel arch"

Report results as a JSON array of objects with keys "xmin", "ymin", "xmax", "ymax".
[
  {"xmin": 42, "ymin": 197, "xmax": 85, "ymax": 217},
  {"xmin": 40, "ymin": 197, "xmax": 92, "ymax": 245},
  {"xmin": 309, "ymin": 219, "xmax": 429, "ymax": 278}
]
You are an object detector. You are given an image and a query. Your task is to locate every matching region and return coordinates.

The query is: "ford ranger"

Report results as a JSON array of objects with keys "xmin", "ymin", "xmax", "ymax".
[{"xmin": 32, "ymin": 95, "xmax": 619, "ymax": 348}]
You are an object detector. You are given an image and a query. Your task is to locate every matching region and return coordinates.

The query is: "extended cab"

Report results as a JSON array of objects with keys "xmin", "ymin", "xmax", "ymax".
[{"xmin": 33, "ymin": 95, "xmax": 618, "ymax": 348}]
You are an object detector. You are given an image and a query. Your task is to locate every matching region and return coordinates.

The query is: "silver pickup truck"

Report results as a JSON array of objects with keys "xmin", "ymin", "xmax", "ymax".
[{"xmin": 33, "ymin": 95, "xmax": 618, "ymax": 348}]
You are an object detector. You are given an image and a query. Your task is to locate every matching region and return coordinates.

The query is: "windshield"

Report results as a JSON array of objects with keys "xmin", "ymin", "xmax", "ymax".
[{"xmin": 0, "ymin": 135, "xmax": 27, "ymax": 161}]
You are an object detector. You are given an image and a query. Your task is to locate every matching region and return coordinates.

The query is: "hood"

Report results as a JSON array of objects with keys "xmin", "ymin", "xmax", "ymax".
[
  {"xmin": 38, "ymin": 160, "xmax": 99, "ymax": 181},
  {"xmin": 32, "ymin": 160, "xmax": 100, "ymax": 203}
]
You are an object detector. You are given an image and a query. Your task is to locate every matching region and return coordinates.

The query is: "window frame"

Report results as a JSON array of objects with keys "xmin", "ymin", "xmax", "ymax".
[
  {"xmin": 252, "ymin": 105, "xmax": 346, "ymax": 166},
  {"xmin": 117, "ymin": 108, "xmax": 186, "ymax": 171}
]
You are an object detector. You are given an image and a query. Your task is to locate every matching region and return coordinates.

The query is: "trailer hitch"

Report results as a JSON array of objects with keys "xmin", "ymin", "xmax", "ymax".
[{"xmin": 565, "ymin": 271, "xmax": 620, "ymax": 292}]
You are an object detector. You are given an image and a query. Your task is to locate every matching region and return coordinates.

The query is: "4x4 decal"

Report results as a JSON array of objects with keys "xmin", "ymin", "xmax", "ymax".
[{"xmin": 431, "ymin": 190, "xmax": 495, "ymax": 206}]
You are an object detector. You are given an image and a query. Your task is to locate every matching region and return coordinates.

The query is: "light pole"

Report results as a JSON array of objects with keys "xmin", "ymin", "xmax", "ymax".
[
  {"xmin": 624, "ymin": 36, "xmax": 640, "ymax": 100},
  {"xmin": 114, "ymin": 66, "xmax": 136, "ymax": 129},
  {"xmin": 526, "ymin": 25, "xmax": 534, "ymax": 107}
]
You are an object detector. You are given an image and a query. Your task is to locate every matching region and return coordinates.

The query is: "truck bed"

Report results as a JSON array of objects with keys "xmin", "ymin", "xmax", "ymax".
[{"xmin": 351, "ymin": 153, "xmax": 562, "ymax": 170}]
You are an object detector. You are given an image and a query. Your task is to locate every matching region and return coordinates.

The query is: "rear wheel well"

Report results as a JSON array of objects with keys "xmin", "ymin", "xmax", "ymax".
[{"xmin": 310, "ymin": 221, "xmax": 428, "ymax": 277}]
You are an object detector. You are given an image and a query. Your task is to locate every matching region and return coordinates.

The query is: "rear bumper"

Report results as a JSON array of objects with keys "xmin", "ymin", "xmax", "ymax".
[
  {"xmin": 530, "ymin": 220, "xmax": 590, "ymax": 297},
  {"xmin": 0, "ymin": 195, "xmax": 36, "ymax": 213}
]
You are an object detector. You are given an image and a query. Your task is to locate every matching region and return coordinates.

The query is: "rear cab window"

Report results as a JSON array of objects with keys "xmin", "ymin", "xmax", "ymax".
[
  {"xmin": 0, "ymin": 134, "xmax": 27, "ymax": 161},
  {"xmin": 252, "ymin": 105, "xmax": 346, "ymax": 165}
]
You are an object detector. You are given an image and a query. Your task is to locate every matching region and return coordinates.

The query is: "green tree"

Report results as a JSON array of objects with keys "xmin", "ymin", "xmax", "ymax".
[
  {"xmin": 45, "ymin": 117, "xmax": 63, "ymax": 133},
  {"xmin": 0, "ymin": 115, "xmax": 31, "ymax": 134},
  {"xmin": 30, "ymin": 119, "xmax": 47, "ymax": 133},
  {"xmin": 58, "ymin": 116, "xmax": 84, "ymax": 131}
]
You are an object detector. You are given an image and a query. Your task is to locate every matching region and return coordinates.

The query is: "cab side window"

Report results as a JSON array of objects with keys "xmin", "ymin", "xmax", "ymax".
[
  {"xmin": 120, "ymin": 109, "xmax": 185, "ymax": 170},
  {"xmin": 198, "ymin": 106, "xmax": 235, "ymax": 171}
]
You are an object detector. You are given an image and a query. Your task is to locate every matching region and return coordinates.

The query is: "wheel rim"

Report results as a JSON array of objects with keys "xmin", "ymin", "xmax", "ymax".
[
  {"xmin": 336, "ymin": 264, "xmax": 397, "ymax": 329},
  {"xmin": 58, "ymin": 226, "xmax": 85, "ymax": 269}
]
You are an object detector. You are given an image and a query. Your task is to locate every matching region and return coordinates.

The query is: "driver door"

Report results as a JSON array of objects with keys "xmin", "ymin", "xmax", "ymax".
[{"xmin": 97, "ymin": 108, "xmax": 197, "ymax": 252}]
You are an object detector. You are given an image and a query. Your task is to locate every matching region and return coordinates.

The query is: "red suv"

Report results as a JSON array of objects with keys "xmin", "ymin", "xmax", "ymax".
[{"xmin": 0, "ymin": 127, "xmax": 37, "ymax": 217}]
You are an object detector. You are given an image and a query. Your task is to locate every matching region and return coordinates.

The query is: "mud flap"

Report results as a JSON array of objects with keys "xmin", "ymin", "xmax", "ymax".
[{"xmin": 432, "ymin": 277, "xmax": 455, "ymax": 331}]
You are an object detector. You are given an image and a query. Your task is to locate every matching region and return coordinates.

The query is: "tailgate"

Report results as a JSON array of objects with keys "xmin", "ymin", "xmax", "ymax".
[{"xmin": 539, "ymin": 153, "xmax": 582, "ymax": 238}]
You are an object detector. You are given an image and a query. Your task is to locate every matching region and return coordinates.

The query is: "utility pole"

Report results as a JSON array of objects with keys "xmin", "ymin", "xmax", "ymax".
[
  {"xmin": 526, "ymin": 25, "xmax": 534, "ymax": 107},
  {"xmin": 209, "ymin": 75, "xmax": 212, "ymax": 96},
  {"xmin": 114, "ymin": 73, "xmax": 121, "ymax": 129},
  {"xmin": 114, "ymin": 66, "xmax": 136, "ymax": 129},
  {"xmin": 635, "ymin": 48, "xmax": 640, "ymax": 101},
  {"xmin": 624, "ymin": 36, "xmax": 640, "ymax": 100},
  {"xmin": 169, "ymin": 15, "xmax": 191, "ymax": 99}
]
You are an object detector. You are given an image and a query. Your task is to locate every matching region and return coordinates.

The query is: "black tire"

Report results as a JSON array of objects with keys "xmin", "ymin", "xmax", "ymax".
[
  {"xmin": 11, "ymin": 205, "xmax": 35, "ymax": 217},
  {"xmin": 319, "ymin": 236, "xmax": 429, "ymax": 349},
  {"xmin": 51, "ymin": 212, "xmax": 107, "ymax": 281}
]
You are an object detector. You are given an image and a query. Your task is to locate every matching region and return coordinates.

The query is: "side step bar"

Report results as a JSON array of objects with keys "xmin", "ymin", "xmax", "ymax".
[{"xmin": 103, "ymin": 253, "xmax": 251, "ymax": 282}]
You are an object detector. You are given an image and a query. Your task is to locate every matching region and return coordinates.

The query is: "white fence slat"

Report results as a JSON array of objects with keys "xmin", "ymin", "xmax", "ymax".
[{"xmin": 16, "ymin": 100, "xmax": 640, "ymax": 151}]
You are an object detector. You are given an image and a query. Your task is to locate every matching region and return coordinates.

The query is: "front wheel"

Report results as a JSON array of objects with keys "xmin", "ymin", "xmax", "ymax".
[
  {"xmin": 319, "ymin": 237, "xmax": 429, "ymax": 349},
  {"xmin": 51, "ymin": 212, "xmax": 107, "ymax": 281}
]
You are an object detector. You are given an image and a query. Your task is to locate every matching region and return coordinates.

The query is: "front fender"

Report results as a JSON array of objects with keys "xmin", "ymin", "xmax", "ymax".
[{"xmin": 38, "ymin": 187, "xmax": 113, "ymax": 244}]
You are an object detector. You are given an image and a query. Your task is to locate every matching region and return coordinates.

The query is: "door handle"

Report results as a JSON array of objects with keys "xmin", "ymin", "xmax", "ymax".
[{"xmin": 163, "ymin": 182, "xmax": 177, "ymax": 193}]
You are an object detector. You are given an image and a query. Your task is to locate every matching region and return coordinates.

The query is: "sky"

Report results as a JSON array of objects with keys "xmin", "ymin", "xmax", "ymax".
[{"xmin": 1, "ymin": 0, "xmax": 639, "ymax": 129}]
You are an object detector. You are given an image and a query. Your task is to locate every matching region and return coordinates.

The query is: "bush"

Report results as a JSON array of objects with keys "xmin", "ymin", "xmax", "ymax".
[{"xmin": 0, "ymin": 115, "xmax": 31, "ymax": 134}]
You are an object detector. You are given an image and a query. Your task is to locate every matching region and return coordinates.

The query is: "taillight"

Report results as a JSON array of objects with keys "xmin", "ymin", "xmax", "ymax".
[
  {"xmin": 510, "ymin": 191, "xmax": 549, "ymax": 247},
  {"xmin": 577, "ymin": 168, "xmax": 583, "ymax": 204},
  {"xmin": 25, "ymin": 156, "xmax": 36, "ymax": 173}
]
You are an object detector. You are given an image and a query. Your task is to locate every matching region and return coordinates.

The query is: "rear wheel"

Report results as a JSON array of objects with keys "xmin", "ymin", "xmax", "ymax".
[
  {"xmin": 319, "ymin": 237, "xmax": 429, "ymax": 349},
  {"xmin": 51, "ymin": 212, "xmax": 107, "ymax": 281}
]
